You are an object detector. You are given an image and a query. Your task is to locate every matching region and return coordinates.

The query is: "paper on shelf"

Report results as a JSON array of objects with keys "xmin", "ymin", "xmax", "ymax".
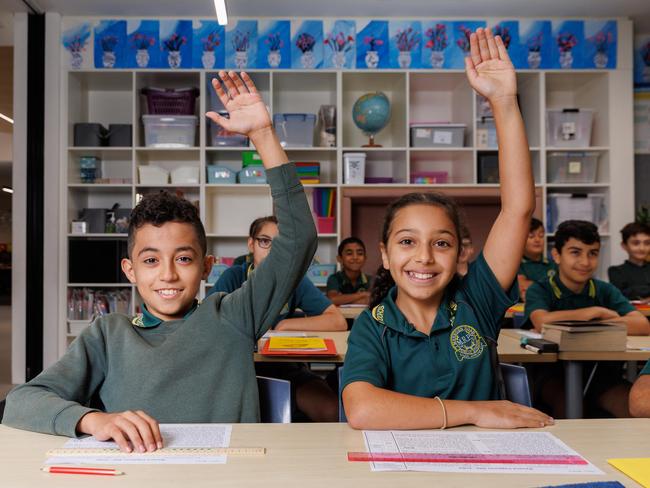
[
  {"xmin": 362, "ymin": 431, "xmax": 602, "ymax": 474},
  {"xmin": 46, "ymin": 424, "xmax": 232, "ymax": 465}
]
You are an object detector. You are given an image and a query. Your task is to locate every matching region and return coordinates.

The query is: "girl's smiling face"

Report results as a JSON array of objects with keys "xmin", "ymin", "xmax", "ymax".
[{"xmin": 380, "ymin": 204, "xmax": 459, "ymax": 309}]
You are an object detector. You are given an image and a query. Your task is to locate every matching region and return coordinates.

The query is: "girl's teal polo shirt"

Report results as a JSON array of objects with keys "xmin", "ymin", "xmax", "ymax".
[{"xmin": 342, "ymin": 252, "xmax": 518, "ymax": 401}]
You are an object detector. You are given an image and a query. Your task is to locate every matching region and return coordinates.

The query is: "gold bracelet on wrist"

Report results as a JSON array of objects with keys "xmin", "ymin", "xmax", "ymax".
[{"xmin": 434, "ymin": 396, "xmax": 447, "ymax": 430}]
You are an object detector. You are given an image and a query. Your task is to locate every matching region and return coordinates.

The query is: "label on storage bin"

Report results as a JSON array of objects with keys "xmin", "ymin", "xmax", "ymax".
[
  {"xmin": 560, "ymin": 122, "xmax": 576, "ymax": 140},
  {"xmin": 433, "ymin": 130, "xmax": 452, "ymax": 145},
  {"xmin": 415, "ymin": 128, "xmax": 432, "ymax": 138},
  {"xmin": 476, "ymin": 129, "xmax": 488, "ymax": 149},
  {"xmin": 568, "ymin": 160, "xmax": 582, "ymax": 174}
]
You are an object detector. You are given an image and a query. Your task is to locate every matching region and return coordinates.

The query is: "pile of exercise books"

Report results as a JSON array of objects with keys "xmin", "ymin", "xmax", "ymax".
[
  {"xmin": 295, "ymin": 162, "xmax": 320, "ymax": 184},
  {"xmin": 541, "ymin": 320, "xmax": 627, "ymax": 351},
  {"xmin": 261, "ymin": 336, "xmax": 337, "ymax": 356}
]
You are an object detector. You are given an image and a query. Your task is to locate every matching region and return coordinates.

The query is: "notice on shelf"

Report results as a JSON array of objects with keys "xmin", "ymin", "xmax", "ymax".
[{"xmin": 361, "ymin": 431, "xmax": 602, "ymax": 474}]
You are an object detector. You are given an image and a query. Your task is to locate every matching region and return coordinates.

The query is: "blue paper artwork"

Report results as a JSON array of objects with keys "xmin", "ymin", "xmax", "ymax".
[
  {"xmin": 94, "ymin": 20, "xmax": 127, "ymax": 69},
  {"xmin": 322, "ymin": 20, "xmax": 356, "ymax": 69},
  {"xmin": 193, "ymin": 20, "xmax": 224, "ymax": 69},
  {"xmin": 356, "ymin": 20, "xmax": 389, "ymax": 69},
  {"xmin": 389, "ymin": 20, "xmax": 421, "ymax": 69},
  {"xmin": 62, "ymin": 20, "xmax": 92, "ymax": 70},
  {"xmin": 448, "ymin": 21, "xmax": 486, "ymax": 69},
  {"xmin": 291, "ymin": 20, "xmax": 323, "ymax": 69},
  {"xmin": 226, "ymin": 20, "xmax": 258, "ymax": 69},
  {"xmin": 258, "ymin": 20, "xmax": 291, "ymax": 69},
  {"xmin": 519, "ymin": 20, "xmax": 552, "ymax": 69},
  {"xmin": 126, "ymin": 20, "xmax": 159, "ymax": 68},
  {"xmin": 551, "ymin": 20, "xmax": 584, "ymax": 69},
  {"xmin": 420, "ymin": 21, "xmax": 454, "ymax": 69},
  {"xmin": 584, "ymin": 20, "xmax": 617, "ymax": 69},
  {"xmin": 160, "ymin": 20, "xmax": 193, "ymax": 69},
  {"xmin": 489, "ymin": 20, "xmax": 523, "ymax": 68},
  {"xmin": 634, "ymin": 35, "xmax": 650, "ymax": 86}
]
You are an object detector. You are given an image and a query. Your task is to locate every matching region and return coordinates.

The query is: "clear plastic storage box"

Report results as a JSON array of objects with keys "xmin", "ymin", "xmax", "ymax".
[
  {"xmin": 547, "ymin": 193, "xmax": 608, "ymax": 233},
  {"xmin": 209, "ymin": 113, "xmax": 249, "ymax": 147},
  {"xmin": 546, "ymin": 109, "xmax": 594, "ymax": 148},
  {"xmin": 273, "ymin": 113, "xmax": 316, "ymax": 147},
  {"xmin": 410, "ymin": 123, "xmax": 466, "ymax": 148},
  {"xmin": 547, "ymin": 152, "xmax": 599, "ymax": 184},
  {"xmin": 306, "ymin": 264, "xmax": 336, "ymax": 286},
  {"xmin": 142, "ymin": 115, "xmax": 197, "ymax": 148},
  {"xmin": 206, "ymin": 166, "xmax": 237, "ymax": 184}
]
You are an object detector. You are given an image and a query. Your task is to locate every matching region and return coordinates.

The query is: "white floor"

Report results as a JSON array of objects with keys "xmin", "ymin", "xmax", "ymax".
[{"xmin": 0, "ymin": 305, "xmax": 13, "ymax": 400}]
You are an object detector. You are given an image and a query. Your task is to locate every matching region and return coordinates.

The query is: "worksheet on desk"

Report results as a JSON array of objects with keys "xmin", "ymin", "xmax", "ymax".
[
  {"xmin": 362, "ymin": 431, "xmax": 603, "ymax": 474},
  {"xmin": 45, "ymin": 424, "xmax": 232, "ymax": 465}
]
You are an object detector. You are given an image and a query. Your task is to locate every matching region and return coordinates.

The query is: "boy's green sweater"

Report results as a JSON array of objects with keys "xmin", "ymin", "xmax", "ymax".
[{"xmin": 3, "ymin": 164, "xmax": 316, "ymax": 437}]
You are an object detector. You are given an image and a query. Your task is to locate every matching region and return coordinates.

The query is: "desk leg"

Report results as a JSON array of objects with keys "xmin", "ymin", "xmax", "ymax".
[
  {"xmin": 565, "ymin": 361, "xmax": 583, "ymax": 419},
  {"xmin": 626, "ymin": 361, "xmax": 638, "ymax": 383}
]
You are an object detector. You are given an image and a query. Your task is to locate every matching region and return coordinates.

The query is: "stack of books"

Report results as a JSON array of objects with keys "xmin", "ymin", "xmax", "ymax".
[
  {"xmin": 261, "ymin": 336, "xmax": 337, "ymax": 356},
  {"xmin": 541, "ymin": 320, "xmax": 627, "ymax": 351},
  {"xmin": 295, "ymin": 162, "xmax": 320, "ymax": 184}
]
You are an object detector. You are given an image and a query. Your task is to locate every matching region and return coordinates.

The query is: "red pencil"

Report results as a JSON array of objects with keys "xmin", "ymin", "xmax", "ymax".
[{"xmin": 42, "ymin": 466, "xmax": 124, "ymax": 476}]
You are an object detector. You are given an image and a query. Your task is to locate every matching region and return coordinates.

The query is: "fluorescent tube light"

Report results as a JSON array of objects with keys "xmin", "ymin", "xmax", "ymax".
[
  {"xmin": 0, "ymin": 113, "xmax": 13, "ymax": 124},
  {"xmin": 214, "ymin": 0, "xmax": 228, "ymax": 25}
]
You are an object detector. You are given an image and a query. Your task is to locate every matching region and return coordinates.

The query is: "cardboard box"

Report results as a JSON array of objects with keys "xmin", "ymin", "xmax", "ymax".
[{"xmin": 541, "ymin": 321, "xmax": 627, "ymax": 352}]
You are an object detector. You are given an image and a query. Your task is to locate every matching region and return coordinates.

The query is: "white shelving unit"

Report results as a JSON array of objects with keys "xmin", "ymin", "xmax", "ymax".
[{"xmin": 53, "ymin": 20, "xmax": 635, "ymax": 356}]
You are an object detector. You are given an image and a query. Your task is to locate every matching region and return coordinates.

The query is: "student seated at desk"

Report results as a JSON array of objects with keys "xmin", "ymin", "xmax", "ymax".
[
  {"xmin": 341, "ymin": 28, "xmax": 553, "ymax": 430},
  {"xmin": 456, "ymin": 225, "xmax": 475, "ymax": 277},
  {"xmin": 517, "ymin": 217, "xmax": 556, "ymax": 301},
  {"xmin": 630, "ymin": 360, "xmax": 650, "ymax": 417},
  {"xmin": 326, "ymin": 237, "xmax": 373, "ymax": 306},
  {"xmin": 2, "ymin": 72, "xmax": 317, "ymax": 451},
  {"xmin": 206, "ymin": 215, "xmax": 345, "ymax": 422},
  {"xmin": 524, "ymin": 220, "xmax": 649, "ymax": 418},
  {"xmin": 608, "ymin": 222, "xmax": 650, "ymax": 303}
]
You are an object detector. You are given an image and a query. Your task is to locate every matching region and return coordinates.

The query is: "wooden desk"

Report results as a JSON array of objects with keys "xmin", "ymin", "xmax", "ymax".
[
  {"xmin": 254, "ymin": 331, "xmax": 556, "ymax": 364},
  {"xmin": 506, "ymin": 302, "xmax": 650, "ymax": 318},
  {"xmin": 1, "ymin": 420, "xmax": 648, "ymax": 487},
  {"xmin": 337, "ymin": 306, "xmax": 366, "ymax": 320}
]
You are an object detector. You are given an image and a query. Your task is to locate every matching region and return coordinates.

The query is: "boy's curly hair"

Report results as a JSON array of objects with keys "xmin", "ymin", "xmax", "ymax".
[
  {"xmin": 554, "ymin": 220, "xmax": 599, "ymax": 253},
  {"xmin": 127, "ymin": 191, "xmax": 207, "ymax": 258}
]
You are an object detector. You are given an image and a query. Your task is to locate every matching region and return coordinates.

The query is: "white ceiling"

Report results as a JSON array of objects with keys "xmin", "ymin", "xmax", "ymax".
[{"xmin": 1, "ymin": 0, "xmax": 650, "ymax": 32}]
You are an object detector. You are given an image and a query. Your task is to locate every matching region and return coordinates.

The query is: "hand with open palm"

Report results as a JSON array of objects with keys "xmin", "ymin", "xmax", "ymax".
[
  {"xmin": 465, "ymin": 28, "xmax": 516, "ymax": 103},
  {"xmin": 206, "ymin": 71, "xmax": 272, "ymax": 138}
]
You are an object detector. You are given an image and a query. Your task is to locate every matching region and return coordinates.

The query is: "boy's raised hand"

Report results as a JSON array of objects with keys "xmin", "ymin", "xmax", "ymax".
[
  {"xmin": 206, "ymin": 71, "xmax": 272, "ymax": 138},
  {"xmin": 464, "ymin": 27, "xmax": 516, "ymax": 103}
]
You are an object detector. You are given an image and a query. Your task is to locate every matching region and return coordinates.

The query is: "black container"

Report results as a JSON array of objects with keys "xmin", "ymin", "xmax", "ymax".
[
  {"xmin": 478, "ymin": 151, "xmax": 500, "ymax": 184},
  {"xmin": 74, "ymin": 123, "xmax": 106, "ymax": 147},
  {"xmin": 107, "ymin": 124, "xmax": 132, "ymax": 147},
  {"xmin": 68, "ymin": 238, "xmax": 129, "ymax": 283}
]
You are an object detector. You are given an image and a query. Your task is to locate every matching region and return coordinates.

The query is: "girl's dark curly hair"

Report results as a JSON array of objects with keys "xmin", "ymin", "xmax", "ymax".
[
  {"xmin": 127, "ymin": 191, "xmax": 206, "ymax": 257},
  {"xmin": 370, "ymin": 192, "xmax": 462, "ymax": 309}
]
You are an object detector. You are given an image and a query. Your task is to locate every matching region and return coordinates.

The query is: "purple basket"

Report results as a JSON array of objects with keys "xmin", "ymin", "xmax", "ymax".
[{"xmin": 141, "ymin": 87, "xmax": 199, "ymax": 115}]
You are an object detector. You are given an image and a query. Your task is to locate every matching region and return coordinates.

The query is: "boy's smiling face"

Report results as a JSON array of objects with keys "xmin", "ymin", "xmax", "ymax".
[
  {"xmin": 552, "ymin": 237, "xmax": 600, "ymax": 288},
  {"xmin": 121, "ymin": 222, "xmax": 213, "ymax": 322},
  {"xmin": 622, "ymin": 233, "xmax": 650, "ymax": 265},
  {"xmin": 338, "ymin": 242, "xmax": 367, "ymax": 274}
]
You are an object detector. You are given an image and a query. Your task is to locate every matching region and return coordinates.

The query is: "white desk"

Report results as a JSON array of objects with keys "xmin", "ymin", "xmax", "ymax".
[{"xmin": 0, "ymin": 420, "xmax": 647, "ymax": 487}]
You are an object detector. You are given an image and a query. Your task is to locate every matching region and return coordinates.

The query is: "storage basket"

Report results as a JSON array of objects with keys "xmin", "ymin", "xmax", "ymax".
[
  {"xmin": 306, "ymin": 264, "xmax": 336, "ymax": 286},
  {"xmin": 141, "ymin": 87, "xmax": 199, "ymax": 115}
]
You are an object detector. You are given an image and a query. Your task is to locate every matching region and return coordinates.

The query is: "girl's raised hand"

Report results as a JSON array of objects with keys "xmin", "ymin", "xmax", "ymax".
[
  {"xmin": 464, "ymin": 27, "xmax": 516, "ymax": 103},
  {"xmin": 206, "ymin": 71, "xmax": 272, "ymax": 137}
]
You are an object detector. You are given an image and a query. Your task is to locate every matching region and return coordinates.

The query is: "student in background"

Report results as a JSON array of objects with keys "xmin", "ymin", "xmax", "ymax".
[
  {"xmin": 327, "ymin": 237, "xmax": 372, "ymax": 306},
  {"xmin": 608, "ymin": 222, "xmax": 650, "ymax": 302},
  {"xmin": 517, "ymin": 217, "xmax": 556, "ymax": 300},
  {"xmin": 524, "ymin": 220, "xmax": 649, "ymax": 418},
  {"xmin": 456, "ymin": 225, "xmax": 475, "ymax": 277},
  {"xmin": 341, "ymin": 28, "xmax": 553, "ymax": 430},
  {"xmin": 2, "ymin": 71, "xmax": 317, "ymax": 450},
  {"xmin": 630, "ymin": 361, "xmax": 650, "ymax": 417},
  {"xmin": 206, "ymin": 215, "xmax": 344, "ymax": 422}
]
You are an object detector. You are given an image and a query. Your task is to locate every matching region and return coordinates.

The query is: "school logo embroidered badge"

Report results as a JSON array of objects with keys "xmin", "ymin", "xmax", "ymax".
[
  {"xmin": 372, "ymin": 305, "xmax": 385, "ymax": 324},
  {"xmin": 131, "ymin": 314, "xmax": 144, "ymax": 328},
  {"xmin": 450, "ymin": 325, "xmax": 486, "ymax": 361}
]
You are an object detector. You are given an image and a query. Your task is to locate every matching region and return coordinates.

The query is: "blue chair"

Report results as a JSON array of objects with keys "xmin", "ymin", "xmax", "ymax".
[
  {"xmin": 337, "ymin": 366, "xmax": 347, "ymax": 422},
  {"xmin": 256, "ymin": 376, "xmax": 291, "ymax": 424},
  {"xmin": 500, "ymin": 363, "xmax": 532, "ymax": 407}
]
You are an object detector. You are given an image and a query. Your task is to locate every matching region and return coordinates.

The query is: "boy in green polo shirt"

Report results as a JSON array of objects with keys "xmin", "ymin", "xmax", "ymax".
[
  {"xmin": 524, "ymin": 219, "xmax": 649, "ymax": 418},
  {"xmin": 608, "ymin": 222, "xmax": 650, "ymax": 302},
  {"xmin": 326, "ymin": 237, "xmax": 373, "ymax": 306},
  {"xmin": 2, "ymin": 72, "xmax": 317, "ymax": 451},
  {"xmin": 517, "ymin": 217, "xmax": 556, "ymax": 300},
  {"xmin": 630, "ymin": 360, "xmax": 650, "ymax": 417}
]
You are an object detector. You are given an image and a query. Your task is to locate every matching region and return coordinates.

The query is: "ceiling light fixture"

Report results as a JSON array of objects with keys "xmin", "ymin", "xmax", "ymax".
[
  {"xmin": 0, "ymin": 113, "xmax": 13, "ymax": 125},
  {"xmin": 2, "ymin": 187, "xmax": 13, "ymax": 194},
  {"xmin": 214, "ymin": 0, "xmax": 228, "ymax": 26}
]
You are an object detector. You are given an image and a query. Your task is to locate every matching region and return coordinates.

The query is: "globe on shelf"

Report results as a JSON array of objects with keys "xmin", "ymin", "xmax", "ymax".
[{"xmin": 352, "ymin": 92, "xmax": 391, "ymax": 147}]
